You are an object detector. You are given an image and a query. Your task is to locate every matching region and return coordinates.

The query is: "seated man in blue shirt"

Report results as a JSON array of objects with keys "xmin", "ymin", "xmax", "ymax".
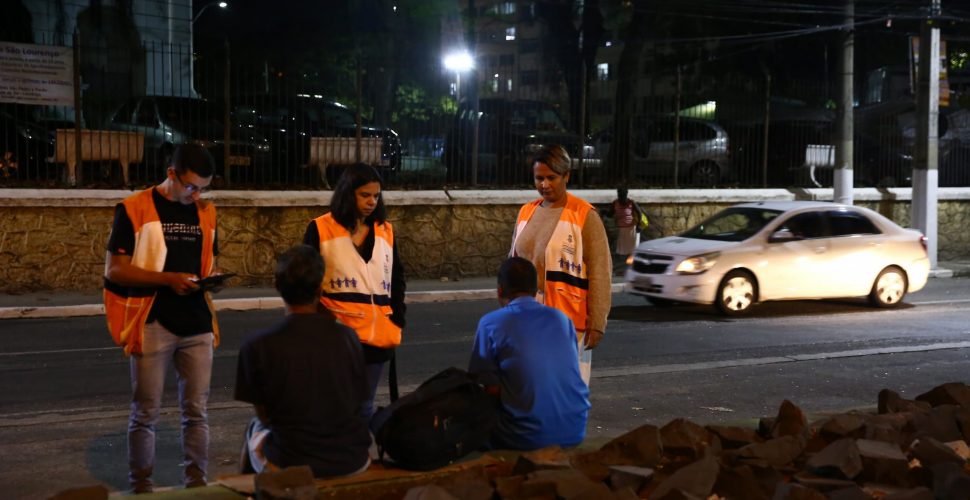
[
  {"xmin": 235, "ymin": 244, "xmax": 371, "ymax": 477},
  {"xmin": 468, "ymin": 256, "xmax": 591, "ymax": 450}
]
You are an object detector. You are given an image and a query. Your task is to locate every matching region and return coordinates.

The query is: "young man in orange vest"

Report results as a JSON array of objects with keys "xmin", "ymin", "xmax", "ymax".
[{"xmin": 103, "ymin": 143, "xmax": 221, "ymax": 493}]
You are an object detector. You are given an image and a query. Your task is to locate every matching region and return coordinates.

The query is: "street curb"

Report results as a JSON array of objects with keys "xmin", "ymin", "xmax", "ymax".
[{"xmin": 0, "ymin": 284, "xmax": 627, "ymax": 320}]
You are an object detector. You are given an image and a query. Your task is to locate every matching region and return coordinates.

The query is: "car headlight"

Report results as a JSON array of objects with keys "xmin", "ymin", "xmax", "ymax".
[
  {"xmin": 193, "ymin": 139, "xmax": 216, "ymax": 148},
  {"xmin": 675, "ymin": 251, "xmax": 720, "ymax": 274},
  {"xmin": 524, "ymin": 143, "xmax": 543, "ymax": 153}
]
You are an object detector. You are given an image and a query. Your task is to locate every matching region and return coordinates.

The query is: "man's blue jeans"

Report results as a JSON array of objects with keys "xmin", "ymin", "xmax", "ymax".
[{"xmin": 128, "ymin": 321, "xmax": 213, "ymax": 490}]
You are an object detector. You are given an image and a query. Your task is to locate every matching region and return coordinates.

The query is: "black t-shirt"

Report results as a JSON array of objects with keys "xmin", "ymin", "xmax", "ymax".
[
  {"xmin": 107, "ymin": 189, "xmax": 218, "ymax": 336},
  {"xmin": 303, "ymin": 220, "xmax": 406, "ymax": 364},
  {"xmin": 234, "ymin": 312, "xmax": 372, "ymax": 477}
]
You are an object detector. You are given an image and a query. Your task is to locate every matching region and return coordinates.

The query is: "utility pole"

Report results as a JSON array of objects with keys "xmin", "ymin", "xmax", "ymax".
[
  {"xmin": 834, "ymin": 0, "xmax": 854, "ymax": 205},
  {"xmin": 913, "ymin": 0, "xmax": 941, "ymax": 268}
]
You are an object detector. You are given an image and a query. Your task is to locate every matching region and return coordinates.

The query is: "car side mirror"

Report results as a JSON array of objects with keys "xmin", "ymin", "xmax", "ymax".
[{"xmin": 769, "ymin": 228, "xmax": 801, "ymax": 243}]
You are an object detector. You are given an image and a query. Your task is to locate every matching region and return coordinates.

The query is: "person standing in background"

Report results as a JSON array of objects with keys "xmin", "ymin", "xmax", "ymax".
[
  {"xmin": 510, "ymin": 145, "xmax": 611, "ymax": 385},
  {"xmin": 601, "ymin": 187, "xmax": 646, "ymax": 275}
]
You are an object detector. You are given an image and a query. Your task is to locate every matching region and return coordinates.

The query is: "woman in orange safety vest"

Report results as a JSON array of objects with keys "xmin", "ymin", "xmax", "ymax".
[
  {"xmin": 510, "ymin": 145, "xmax": 611, "ymax": 385},
  {"xmin": 303, "ymin": 164, "xmax": 406, "ymax": 425}
]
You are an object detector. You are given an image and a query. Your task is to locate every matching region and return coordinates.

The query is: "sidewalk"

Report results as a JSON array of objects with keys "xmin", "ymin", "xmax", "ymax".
[{"xmin": 1, "ymin": 263, "xmax": 967, "ymax": 320}]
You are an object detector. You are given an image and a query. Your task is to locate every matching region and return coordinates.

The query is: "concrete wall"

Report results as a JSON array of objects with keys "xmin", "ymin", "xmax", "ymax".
[{"xmin": 2, "ymin": 188, "xmax": 969, "ymax": 294}]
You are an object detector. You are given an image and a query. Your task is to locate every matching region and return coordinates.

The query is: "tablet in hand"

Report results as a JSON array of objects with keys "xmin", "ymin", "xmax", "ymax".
[{"xmin": 193, "ymin": 273, "xmax": 237, "ymax": 291}]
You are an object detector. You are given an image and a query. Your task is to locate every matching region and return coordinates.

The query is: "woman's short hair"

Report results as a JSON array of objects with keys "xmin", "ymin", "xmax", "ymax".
[
  {"xmin": 532, "ymin": 144, "xmax": 572, "ymax": 176},
  {"xmin": 329, "ymin": 163, "xmax": 387, "ymax": 230},
  {"xmin": 275, "ymin": 244, "xmax": 325, "ymax": 306},
  {"xmin": 498, "ymin": 256, "xmax": 539, "ymax": 298}
]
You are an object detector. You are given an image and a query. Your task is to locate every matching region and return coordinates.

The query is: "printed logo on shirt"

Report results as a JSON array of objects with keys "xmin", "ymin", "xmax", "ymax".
[{"xmin": 161, "ymin": 222, "xmax": 202, "ymax": 243}]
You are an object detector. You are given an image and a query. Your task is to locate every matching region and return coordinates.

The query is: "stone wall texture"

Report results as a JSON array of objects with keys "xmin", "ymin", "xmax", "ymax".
[{"xmin": 1, "ymin": 192, "xmax": 969, "ymax": 293}]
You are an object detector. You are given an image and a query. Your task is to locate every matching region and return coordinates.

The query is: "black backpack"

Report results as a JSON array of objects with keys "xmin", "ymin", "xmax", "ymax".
[{"xmin": 371, "ymin": 367, "xmax": 498, "ymax": 471}]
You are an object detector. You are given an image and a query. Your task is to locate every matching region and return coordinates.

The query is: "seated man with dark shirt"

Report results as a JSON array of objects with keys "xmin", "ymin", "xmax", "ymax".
[
  {"xmin": 235, "ymin": 244, "xmax": 371, "ymax": 477},
  {"xmin": 468, "ymin": 257, "xmax": 591, "ymax": 450}
]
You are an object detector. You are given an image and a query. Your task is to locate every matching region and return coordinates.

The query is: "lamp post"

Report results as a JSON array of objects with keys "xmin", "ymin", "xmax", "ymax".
[
  {"xmin": 193, "ymin": 1, "xmax": 228, "ymax": 24},
  {"xmin": 443, "ymin": 51, "xmax": 473, "ymax": 103}
]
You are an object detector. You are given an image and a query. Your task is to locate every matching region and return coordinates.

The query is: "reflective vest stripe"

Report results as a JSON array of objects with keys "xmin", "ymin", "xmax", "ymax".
[
  {"xmin": 546, "ymin": 271, "xmax": 590, "ymax": 290},
  {"xmin": 322, "ymin": 292, "xmax": 393, "ymax": 306}
]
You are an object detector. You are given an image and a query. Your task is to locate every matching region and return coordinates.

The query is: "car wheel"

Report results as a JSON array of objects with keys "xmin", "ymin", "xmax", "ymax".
[
  {"xmin": 869, "ymin": 266, "xmax": 907, "ymax": 308},
  {"xmin": 716, "ymin": 270, "xmax": 756, "ymax": 316},
  {"xmin": 690, "ymin": 161, "xmax": 720, "ymax": 186}
]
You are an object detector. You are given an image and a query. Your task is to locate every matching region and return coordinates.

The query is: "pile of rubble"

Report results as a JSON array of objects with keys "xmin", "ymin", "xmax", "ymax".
[{"xmin": 404, "ymin": 382, "xmax": 970, "ymax": 500}]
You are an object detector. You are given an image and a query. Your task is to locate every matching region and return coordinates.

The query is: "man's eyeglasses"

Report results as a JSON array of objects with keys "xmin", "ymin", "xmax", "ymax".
[{"xmin": 175, "ymin": 172, "xmax": 212, "ymax": 194}]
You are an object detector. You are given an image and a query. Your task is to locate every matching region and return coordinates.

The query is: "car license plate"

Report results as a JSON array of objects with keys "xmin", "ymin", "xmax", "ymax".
[{"xmin": 228, "ymin": 155, "xmax": 251, "ymax": 166}]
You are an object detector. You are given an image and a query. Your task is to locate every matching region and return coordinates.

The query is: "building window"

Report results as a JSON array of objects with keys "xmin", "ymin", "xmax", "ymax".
[
  {"xmin": 499, "ymin": 2, "xmax": 516, "ymax": 15},
  {"xmin": 506, "ymin": 27, "xmax": 516, "ymax": 41},
  {"xmin": 490, "ymin": 77, "xmax": 499, "ymax": 93},
  {"xmin": 597, "ymin": 63, "xmax": 609, "ymax": 81},
  {"xmin": 507, "ymin": 78, "xmax": 513, "ymax": 92}
]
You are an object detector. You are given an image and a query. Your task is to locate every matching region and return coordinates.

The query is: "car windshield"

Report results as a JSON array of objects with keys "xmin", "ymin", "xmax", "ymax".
[{"xmin": 682, "ymin": 207, "xmax": 783, "ymax": 242}]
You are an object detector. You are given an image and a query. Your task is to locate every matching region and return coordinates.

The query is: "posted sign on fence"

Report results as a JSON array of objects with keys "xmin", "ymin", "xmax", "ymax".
[{"xmin": 0, "ymin": 42, "xmax": 74, "ymax": 106}]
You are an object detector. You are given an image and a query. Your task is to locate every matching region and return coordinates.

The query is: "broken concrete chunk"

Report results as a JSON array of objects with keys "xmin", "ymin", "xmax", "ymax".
[
  {"xmin": 792, "ymin": 471, "xmax": 858, "ymax": 492},
  {"xmin": 564, "ymin": 482, "xmax": 615, "ymax": 500},
  {"xmin": 660, "ymin": 418, "xmax": 710, "ymax": 458},
  {"xmin": 929, "ymin": 462, "xmax": 970, "ymax": 500},
  {"xmin": 525, "ymin": 469, "xmax": 601, "ymax": 499},
  {"xmin": 826, "ymin": 485, "xmax": 872, "ymax": 500},
  {"xmin": 882, "ymin": 487, "xmax": 934, "ymax": 500},
  {"xmin": 608, "ymin": 465, "xmax": 654, "ymax": 492},
  {"xmin": 856, "ymin": 439, "xmax": 910, "ymax": 485},
  {"xmin": 772, "ymin": 400, "xmax": 808, "ymax": 439},
  {"xmin": 805, "ymin": 438, "xmax": 863, "ymax": 479},
  {"xmin": 879, "ymin": 389, "xmax": 932, "ymax": 414},
  {"xmin": 707, "ymin": 425, "xmax": 763, "ymax": 449},
  {"xmin": 494, "ymin": 475, "xmax": 526, "ymax": 499},
  {"xmin": 737, "ymin": 435, "xmax": 806, "ymax": 468},
  {"xmin": 818, "ymin": 414, "xmax": 867, "ymax": 440},
  {"xmin": 772, "ymin": 483, "xmax": 828, "ymax": 500},
  {"xmin": 713, "ymin": 465, "xmax": 772, "ymax": 500},
  {"xmin": 912, "ymin": 405, "xmax": 965, "ymax": 443},
  {"xmin": 599, "ymin": 423, "xmax": 663, "ymax": 466},
  {"xmin": 911, "ymin": 436, "xmax": 967, "ymax": 466},
  {"xmin": 512, "ymin": 446, "xmax": 571, "ymax": 475},
  {"xmin": 943, "ymin": 440, "xmax": 970, "ymax": 461},
  {"xmin": 433, "ymin": 467, "xmax": 494, "ymax": 500},
  {"xmin": 651, "ymin": 452, "xmax": 718, "ymax": 500},
  {"xmin": 915, "ymin": 382, "xmax": 970, "ymax": 408}
]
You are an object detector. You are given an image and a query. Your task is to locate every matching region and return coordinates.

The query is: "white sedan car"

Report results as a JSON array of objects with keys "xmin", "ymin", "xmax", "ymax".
[{"xmin": 624, "ymin": 201, "xmax": 930, "ymax": 315}]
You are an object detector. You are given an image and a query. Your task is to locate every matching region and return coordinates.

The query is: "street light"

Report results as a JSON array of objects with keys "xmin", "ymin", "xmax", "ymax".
[
  {"xmin": 193, "ymin": 1, "xmax": 228, "ymax": 24},
  {"xmin": 443, "ymin": 51, "xmax": 474, "ymax": 103}
]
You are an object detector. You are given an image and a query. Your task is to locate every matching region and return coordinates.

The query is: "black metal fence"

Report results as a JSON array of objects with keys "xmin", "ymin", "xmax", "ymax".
[{"xmin": 2, "ymin": 33, "xmax": 969, "ymax": 190}]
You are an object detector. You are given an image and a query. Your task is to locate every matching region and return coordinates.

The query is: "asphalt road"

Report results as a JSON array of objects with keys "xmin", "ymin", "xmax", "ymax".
[{"xmin": 2, "ymin": 279, "xmax": 969, "ymax": 497}]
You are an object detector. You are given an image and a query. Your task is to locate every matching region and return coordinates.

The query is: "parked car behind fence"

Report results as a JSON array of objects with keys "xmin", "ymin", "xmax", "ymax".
[
  {"xmin": 107, "ymin": 96, "xmax": 271, "ymax": 184},
  {"xmin": 443, "ymin": 98, "xmax": 596, "ymax": 185},
  {"xmin": 591, "ymin": 116, "xmax": 733, "ymax": 187},
  {"xmin": 233, "ymin": 95, "xmax": 402, "ymax": 187}
]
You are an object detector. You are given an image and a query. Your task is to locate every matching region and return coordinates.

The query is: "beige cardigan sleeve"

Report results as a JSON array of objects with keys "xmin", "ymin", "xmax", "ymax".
[{"xmin": 582, "ymin": 209, "xmax": 612, "ymax": 334}]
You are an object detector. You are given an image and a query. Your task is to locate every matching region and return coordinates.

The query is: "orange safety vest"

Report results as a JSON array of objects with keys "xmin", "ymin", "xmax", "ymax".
[
  {"xmin": 511, "ymin": 193, "xmax": 592, "ymax": 335},
  {"xmin": 102, "ymin": 188, "xmax": 219, "ymax": 356},
  {"xmin": 314, "ymin": 214, "xmax": 401, "ymax": 348}
]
